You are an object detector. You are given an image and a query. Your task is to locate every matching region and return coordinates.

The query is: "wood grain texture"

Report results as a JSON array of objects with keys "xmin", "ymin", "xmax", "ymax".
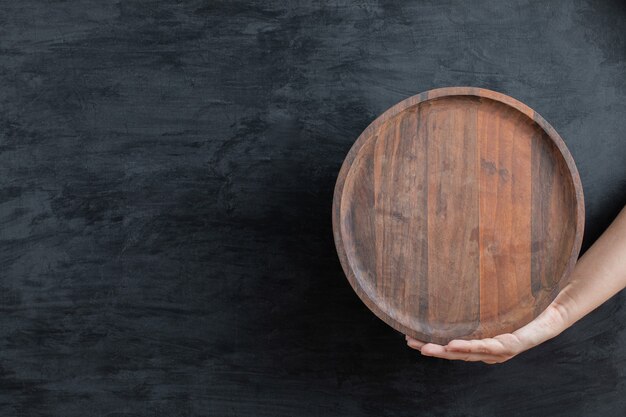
[
  {"xmin": 425, "ymin": 99, "xmax": 479, "ymax": 339},
  {"xmin": 333, "ymin": 87, "xmax": 585, "ymax": 344}
]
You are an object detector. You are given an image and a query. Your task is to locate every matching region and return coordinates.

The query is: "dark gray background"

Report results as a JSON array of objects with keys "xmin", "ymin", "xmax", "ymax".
[{"xmin": 1, "ymin": 1, "xmax": 625, "ymax": 416}]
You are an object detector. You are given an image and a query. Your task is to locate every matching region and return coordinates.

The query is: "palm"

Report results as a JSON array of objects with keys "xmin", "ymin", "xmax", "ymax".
[
  {"xmin": 406, "ymin": 333, "xmax": 523, "ymax": 364},
  {"xmin": 406, "ymin": 304, "xmax": 568, "ymax": 364}
]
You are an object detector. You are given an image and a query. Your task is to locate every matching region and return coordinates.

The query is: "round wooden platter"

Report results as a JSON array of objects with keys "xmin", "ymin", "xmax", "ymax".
[{"xmin": 333, "ymin": 87, "xmax": 584, "ymax": 345}]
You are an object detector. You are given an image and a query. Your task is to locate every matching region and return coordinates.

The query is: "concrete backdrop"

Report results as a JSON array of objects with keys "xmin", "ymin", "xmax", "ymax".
[{"xmin": 1, "ymin": 0, "xmax": 625, "ymax": 416}]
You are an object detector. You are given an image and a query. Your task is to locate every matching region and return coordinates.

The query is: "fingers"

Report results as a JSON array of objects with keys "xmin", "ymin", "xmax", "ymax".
[
  {"xmin": 446, "ymin": 334, "xmax": 523, "ymax": 357},
  {"xmin": 405, "ymin": 335, "xmax": 519, "ymax": 363},
  {"xmin": 446, "ymin": 338, "xmax": 507, "ymax": 355},
  {"xmin": 420, "ymin": 343, "xmax": 504, "ymax": 363},
  {"xmin": 405, "ymin": 335, "xmax": 425, "ymax": 350},
  {"xmin": 404, "ymin": 336, "xmax": 514, "ymax": 363}
]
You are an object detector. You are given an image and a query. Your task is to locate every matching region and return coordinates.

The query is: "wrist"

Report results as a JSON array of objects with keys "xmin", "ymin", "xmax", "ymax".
[{"xmin": 513, "ymin": 303, "xmax": 569, "ymax": 350}]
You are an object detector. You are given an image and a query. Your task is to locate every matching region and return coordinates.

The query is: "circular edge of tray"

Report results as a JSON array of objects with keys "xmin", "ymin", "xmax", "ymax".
[{"xmin": 332, "ymin": 86, "xmax": 585, "ymax": 343}]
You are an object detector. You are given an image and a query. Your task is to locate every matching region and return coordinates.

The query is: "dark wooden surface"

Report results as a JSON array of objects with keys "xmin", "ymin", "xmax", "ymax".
[
  {"xmin": 333, "ymin": 88, "xmax": 584, "ymax": 344},
  {"xmin": 1, "ymin": 1, "xmax": 625, "ymax": 416}
]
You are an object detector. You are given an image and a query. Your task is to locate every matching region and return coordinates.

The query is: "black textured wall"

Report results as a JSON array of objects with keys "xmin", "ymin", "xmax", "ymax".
[{"xmin": 1, "ymin": 1, "xmax": 625, "ymax": 416}]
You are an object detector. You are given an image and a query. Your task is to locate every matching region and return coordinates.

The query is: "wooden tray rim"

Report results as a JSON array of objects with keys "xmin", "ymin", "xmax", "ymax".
[{"xmin": 332, "ymin": 86, "xmax": 585, "ymax": 341}]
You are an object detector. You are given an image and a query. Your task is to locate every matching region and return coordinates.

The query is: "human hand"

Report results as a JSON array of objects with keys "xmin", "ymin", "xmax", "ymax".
[
  {"xmin": 406, "ymin": 333, "xmax": 528, "ymax": 364},
  {"xmin": 405, "ymin": 302, "xmax": 570, "ymax": 364},
  {"xmin": 406, "ymin": 205, "xmax": 626, "ymax": 364}
]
